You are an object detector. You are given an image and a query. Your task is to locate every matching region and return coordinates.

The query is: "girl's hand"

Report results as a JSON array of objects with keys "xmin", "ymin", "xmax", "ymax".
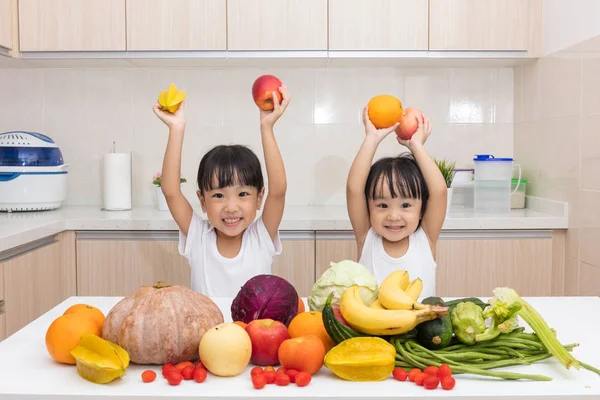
[
  {"xmin": 260, "ymin": 85, "xmax": 291, "ymax": 129},
  {"xmin": 153, "ymin": 101, "xmax": 186, "ymax": 131},
  {"xmin": 397, "ymin": 113, "xmax": 432, "ymax": 150},
  {"xmin": 362, "ymin": 106, "xmax": 400, "ymax": 143}
]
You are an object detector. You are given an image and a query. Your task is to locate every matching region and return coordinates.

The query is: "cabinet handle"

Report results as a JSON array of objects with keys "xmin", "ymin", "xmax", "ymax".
[{"xmin": 0, "ymin": 235, "xmax": 57, "ymax": 262}]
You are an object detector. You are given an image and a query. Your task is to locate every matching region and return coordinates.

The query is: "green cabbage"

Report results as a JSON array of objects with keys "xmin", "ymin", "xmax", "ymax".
[{"xmin": 308, "ymin": 260, "xmax": 378, "ymax": 311}]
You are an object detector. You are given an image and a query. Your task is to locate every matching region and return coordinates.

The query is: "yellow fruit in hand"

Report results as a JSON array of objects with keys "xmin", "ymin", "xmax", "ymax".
[
  {"xmin": 70, "ymin": 333, "xmax": 130, "ymax": 384},
  {"xmin": 158, "ymin": 83, "xmax": 186, "ymax": 113}
]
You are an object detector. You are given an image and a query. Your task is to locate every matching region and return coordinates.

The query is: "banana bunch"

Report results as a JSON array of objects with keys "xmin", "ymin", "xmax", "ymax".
[
  {"xmin": 340, "ymin": 285, "xmax": 448, "ymax": 336},
  {"xmin": 376, "ymin": 270, "xmax": 425, "ymax": 310}
]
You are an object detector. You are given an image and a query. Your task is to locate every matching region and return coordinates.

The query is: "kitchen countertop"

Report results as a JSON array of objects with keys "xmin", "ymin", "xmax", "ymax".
[
  {"xmin": 0, "ymin": 295, "xmax": 598, "ymax": 399},
  {"xmin": 0, "ymin": 196, "xmax": 568, "ymax": 253}
]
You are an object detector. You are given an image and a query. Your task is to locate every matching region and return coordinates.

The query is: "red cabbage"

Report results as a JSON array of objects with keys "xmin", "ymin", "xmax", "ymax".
[{"xmin": 231, "ymin": 274, "xmax": 299, "ymax": 326}]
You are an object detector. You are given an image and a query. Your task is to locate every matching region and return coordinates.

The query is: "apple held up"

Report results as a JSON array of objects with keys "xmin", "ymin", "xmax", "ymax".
[
  {"xmin": 395, "ymin": 107, "xmax": 425, "ymax": 141},
  {"xmin": 252, "ymin": 74, "xmax": 284, "ymax": 111}
]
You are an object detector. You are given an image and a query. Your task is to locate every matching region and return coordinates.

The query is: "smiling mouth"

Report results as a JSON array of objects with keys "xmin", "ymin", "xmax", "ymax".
[
  {"xmin": 223, "ymin": 218, "xmax": 242, "ymax": 227},
  {"xmin": 385, "ymin": 226, "xmax": 404, "ymax": 232}
]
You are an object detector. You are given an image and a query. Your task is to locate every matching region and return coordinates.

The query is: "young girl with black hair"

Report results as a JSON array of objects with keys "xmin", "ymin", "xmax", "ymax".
[
  {"xmin": 346, "ymin": 106, "xmax": 447, "ymax": 298},
  {"xmin": 153, "ymin": 86, "xmax": 291, "ymax": 297}
]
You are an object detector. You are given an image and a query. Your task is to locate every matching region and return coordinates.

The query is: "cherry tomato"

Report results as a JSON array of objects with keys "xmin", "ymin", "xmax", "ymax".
[
  {"xmin": 423, "ymin": 366, "xmax": 439, "ymax": 377},
  {"xmin": 250, "ymin": 367, "xmax": 264, "ymax": 377},
  {"xmin": 193, "ymin": 367, "xmax": 208, "ymax": 383},
  {"xmin": 275, "ymin": 373, "xmax": 291, "ymax": 386},
  {"xmin": 252, "ymin": 373, "xmax": 267, "ymax": 389},
  {"xmin": 295, "ymin": 371, "xmax": 311, "ymax": 387},
  {"xmin": 141, "ymin": 370, "xmax": 156, "ymax": 383},
  {"xmin": 424, "ymin": 376, "xmax": 439, "ymax": 390},
  {"xmin": 438, "ymin": 364, "xmax": 452, "ymax": 379},
  {"xmin": 441, "ymin": 376, "xmax": 456, "ymax": 390},
  {"xmin": 392, "ymin": 367, "xmax": 408, "ymax": 381},
  {"xmin": 408, "ymin": 368, "xmax": 421, "ymax": 382},
  {"xmin": 415, "ymin": 372, "xmax": 428, "ymax": 386}
]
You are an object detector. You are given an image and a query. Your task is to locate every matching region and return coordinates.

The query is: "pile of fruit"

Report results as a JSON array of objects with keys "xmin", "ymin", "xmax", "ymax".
[{"xmin": 44, "ymin": 260, "xmax": 600, "ymax": 390}]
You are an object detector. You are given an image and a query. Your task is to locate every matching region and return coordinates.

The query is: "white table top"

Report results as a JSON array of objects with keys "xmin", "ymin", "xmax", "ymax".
[{"xmin": 0, "ymin": 295, "xmax": 598, "ymax": 399}]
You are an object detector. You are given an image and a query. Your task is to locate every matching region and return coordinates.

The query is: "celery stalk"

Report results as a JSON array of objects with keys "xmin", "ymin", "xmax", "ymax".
[{"xmin": 491, "ymin": 287, "xmax": 579, "ymax": 370}]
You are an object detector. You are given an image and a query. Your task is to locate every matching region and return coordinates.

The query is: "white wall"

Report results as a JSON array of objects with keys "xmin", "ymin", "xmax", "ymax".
[
  {"xmin": 542, "ymin": 0, "xmax": 600, "ymax": 55},
  {"xmin": 0, "ymin": 66, "xmax": 514, "ymax": 207}
]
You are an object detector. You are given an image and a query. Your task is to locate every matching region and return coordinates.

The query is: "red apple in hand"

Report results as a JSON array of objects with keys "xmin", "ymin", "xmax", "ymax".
[
  {"xmin": 395, "ymin": 107, "xmax": 424, "ymax": 140},
  {"xmin": 252, "ymin": 74, "xmax": 283, "ymax": 111},
  {"xmin": 245, "ymin": 319, "xmax": 289, "ymax": 366}
]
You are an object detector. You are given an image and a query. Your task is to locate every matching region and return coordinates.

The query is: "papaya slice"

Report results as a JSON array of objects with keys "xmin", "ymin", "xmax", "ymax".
[
  {"xmin": 70, "ymin": 333, "xmax": 130, "ymax": 384},
  {"xmin": 158, "ymin": 83, "xmax": 186, "ymax": 113}
]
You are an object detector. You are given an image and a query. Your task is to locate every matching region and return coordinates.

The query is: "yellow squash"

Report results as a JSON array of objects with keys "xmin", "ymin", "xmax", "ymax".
[
  {"xmin": 70, "ymin": 333, "xmax": 130, "ymax": 384},
  {"xmin": 158, "ymin": 83, "xmax": 186, "ymax": 113},
  {"xmin": 324, "ymin": 337, "xmax": 396, "ymax": 381}
]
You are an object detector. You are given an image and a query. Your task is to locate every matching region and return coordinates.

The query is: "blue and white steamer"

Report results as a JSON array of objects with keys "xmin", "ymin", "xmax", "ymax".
[{"xmin": 0, "ymin": 131, "xmax": 69, "ymax": 212}]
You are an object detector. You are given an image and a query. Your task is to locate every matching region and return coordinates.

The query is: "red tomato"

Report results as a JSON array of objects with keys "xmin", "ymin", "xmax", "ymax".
[
  {"xmin": 165, "ymin": 370, "xmax": 183, "ymax": 386},
  {"xmin": 295, "ymin": 371, "xmax": 311, "ymax": 387},
  {"xmin": 423, "ymin": 366, "xmax": 439, "ymax": 377},
  {"xmin": 193, "ymin": 367, "xmax": 207, "ymax": 383},
  {"xmin": 141, "ymin": 370, "xmax": 156, "ymax": 383},
  {"xmin": 275, "ymin": 373, "xmax": 291, "ymax": 386},
  {"xmin": 263, "ymin": 371, "xmax": 276, "ymax": 384},
  {"xmin": 408, "ymin": 368, "xmax": 421, "ymax": 382},
  {"xmin": 252, "ymin": 374, "xmax": 267, "ymax": 389},
  {"xmin": 392, "ymin": 367, "xmax": 408, "ymax": 381},
  {"xmin": 441, "ymin": 376, "xmax": 456, "ymax": 390},
  {"xmin": 415, "ymin": 372, "xmax": 428, "ymax": 386},
  {"xmin": 250, "ymin": 367, "xmax": 264, "ymax": 377},
  {"xmin": 181, "ymin": 365, "xmax": 195, "ymax": 380},
  {"xmin": 424, "ymin": 376, "xmax": 439, "ymax": 390},
  {"xmin": 438, "ymin": 364, "xmax": 452, "ymax": 379},
  {"xmin": 286, "ymin": 368, "xmax": 299, "ymax": 382}
]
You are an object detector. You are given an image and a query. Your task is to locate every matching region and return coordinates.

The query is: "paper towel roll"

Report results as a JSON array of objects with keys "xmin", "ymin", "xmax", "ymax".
[{"xmin": 103, "ymin": 152, "xmax": 132, "ymax": 211}]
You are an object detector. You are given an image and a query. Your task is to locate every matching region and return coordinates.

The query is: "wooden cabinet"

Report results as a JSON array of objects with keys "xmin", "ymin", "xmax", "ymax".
[
  {"xmin": 227, "ymin": 0, "xmax": 327, "ymax": 50},
  {"xmin": 18, "ymin": 0, "xmax": 126, "ymax": 52},
  {"xmin": 429, "ymin": 0, "xmax": 529, "ymax": 51},
  {"xmin": 0, "ymin": 0, "xmax": 13, "ymax": 50},
  {"xmin": 272, "ymin": 233, "xmax": 316, "ymax": 297},
  {"xmin": 0, "ymin": 263, "xmax": 4, "ymax": 341},
  {"xmin": 328, "ymin": 0, "xmax": 428, "ymax": 51},
  {"xmin": 2, "ymin": 232, "xmax": 76, "ymax": 338},
  {"xmin": 315, "ymin": 232, "xmax": 357, "ymax": 278},
  {"xmin": 75, "ymin": 232, "xmax": 190, "ymax": 297},
  {"xmin": 126, "ymin": 0, "xmax": 226, "ymax": 51},
  {"xmin": 435, "ymin": 233, "xmax": 558, "ymax": 297}
]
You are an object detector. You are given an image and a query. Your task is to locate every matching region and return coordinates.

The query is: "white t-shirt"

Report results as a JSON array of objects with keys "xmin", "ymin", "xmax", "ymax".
[
  {"xmin": 358, "ymin": 227, "xmax": 437, "ymax": 299},
  {"xmin": 178, "ymin": 212, "xmax": 283, "ymax": 297}
]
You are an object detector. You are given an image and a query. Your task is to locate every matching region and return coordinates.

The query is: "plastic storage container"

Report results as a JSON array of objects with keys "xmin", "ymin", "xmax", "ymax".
[
  {"xmin": 511, "ymin": 178, "xmax": 527, "ymax": 209},
  {"xmin": 473, "ymin": 154, "xmax": 521, "ymax": 214}
]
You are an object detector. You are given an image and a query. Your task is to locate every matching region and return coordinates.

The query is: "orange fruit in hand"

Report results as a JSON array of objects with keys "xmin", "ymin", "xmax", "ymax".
[
  {"xmin": 278, "ymin": 335, "xmax": 326, "ymax": 375},
  {"xmin": 63, "ymin": 304, "xmax": 105, "ymax": 333},
  {"xmin": 45, "ymin": 313, "xmax": 102, "ymax": 364},
  {"xmin": 287, "ymin": 311, "xmax": 335, "ymax": 352},
  {"xmin": 367, "ymin": 95, "xmax": 403, "ymax": 129}
]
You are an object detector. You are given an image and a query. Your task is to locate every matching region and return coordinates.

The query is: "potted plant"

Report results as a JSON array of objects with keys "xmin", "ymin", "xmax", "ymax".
[
  {"xmin": 152, "ymin": 172, "xmax": 187, "ymax": 211},
  {"xmin": 434, "ymin": 158, "xmax": 456, "ymax": 213}
]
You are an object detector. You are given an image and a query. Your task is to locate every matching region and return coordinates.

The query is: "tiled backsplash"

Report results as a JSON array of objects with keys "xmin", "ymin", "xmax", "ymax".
[{"xmin": 0, "ymin": 67, "xmax": 513, "ymax": 206}]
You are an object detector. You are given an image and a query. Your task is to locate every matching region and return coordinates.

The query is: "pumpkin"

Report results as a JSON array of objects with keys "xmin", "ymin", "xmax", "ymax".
[{"xmin": 102, "ymin": 281, "xmax": 224, "ymax": 365}]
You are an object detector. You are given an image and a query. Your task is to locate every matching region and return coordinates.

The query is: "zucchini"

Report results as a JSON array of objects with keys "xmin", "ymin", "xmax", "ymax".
[
  {"xmin": 415, "ymin": 296, "xmax": 453, "ymax": 350},
  {"xmin": 322, "ymin": 292, "xmax": 370, "ymax": 344},
  {"xmin": 445, "ymin": 297, "xmax": 488, "ymax": 313}
]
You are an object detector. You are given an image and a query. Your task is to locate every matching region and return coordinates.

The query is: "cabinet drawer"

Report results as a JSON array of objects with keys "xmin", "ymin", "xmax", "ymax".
[{"xmin": 0, "ymin": 263, "xmax": 3, "ymax": 301}]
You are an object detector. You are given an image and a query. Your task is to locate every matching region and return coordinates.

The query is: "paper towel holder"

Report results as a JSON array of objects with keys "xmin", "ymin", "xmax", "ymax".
[{"xmin": 101, "ymin": 142, "xmax": 133, "ymax": 212}]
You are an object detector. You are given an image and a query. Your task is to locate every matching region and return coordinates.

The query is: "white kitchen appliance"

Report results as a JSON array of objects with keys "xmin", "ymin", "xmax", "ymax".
[{"xmin": 0, "ymin": 131, "xmax": 69, "ymax": 212}]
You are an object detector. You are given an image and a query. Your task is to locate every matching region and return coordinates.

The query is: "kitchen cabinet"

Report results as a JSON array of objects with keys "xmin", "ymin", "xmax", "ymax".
[
  {"xmin": 315, "ymin": 232, "xmax": 358, "ymax": 279},
  {"xmin": 18, "ymin": 0, "xmax": 126, "ymax": 52},
  {"xmin": 328, "ymin": 0, "xmax": 428, "ymax": 51},
  {"xmin": 227, "ymin": 0, "xmax": 327, "ymax": 51},
  {"xmin": 272, "ymin": 233, "xmax": 316, "ymax": 297},
  {"xmin": 75, "ymin": 232, "xmax": 190, "ymax": 297},
  {"xmin": 0, "ymin": 0, "xmax": 13, "ymax": 50},
  {"xmin": 2, "ymin": 232, "xmax": 76, "ymax": 338},
  {"xmin": 428, "ymin": 0, "xmax": 529, "ymax": 51},
  {"xmin": 435, "ymin": 234, "xmax": 557, "ymax": 297},
  {"xmin": 0, "ymin": 263, "xmax": 4, "ymax": 341},
  {"xmin": 126, "ymin": 0, "xmax": 226, "ymax": 51}
]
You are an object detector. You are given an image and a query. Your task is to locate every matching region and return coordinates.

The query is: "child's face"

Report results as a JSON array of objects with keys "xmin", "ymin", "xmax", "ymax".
[
  {"xmin": 197, "ymin": 179, "xmax": 264, "ymax": 237},
  {"xmin": 368, "ymin": 179, "xmax": 423, "ymax": 242}
]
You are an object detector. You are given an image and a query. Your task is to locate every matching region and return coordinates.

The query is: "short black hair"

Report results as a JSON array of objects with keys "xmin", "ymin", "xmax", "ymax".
[
  {"xmin": 197, "ymin": 145, "xmax": 264, "ymax": 194},
  {"xmin": 365, "ymin": 153, "xmax": 429, "ymax": 218}
]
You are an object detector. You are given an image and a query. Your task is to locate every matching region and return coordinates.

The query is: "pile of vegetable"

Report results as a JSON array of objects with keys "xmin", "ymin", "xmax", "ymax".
[{"xmin": 321, "ymin": 282, "xmax": 600, "ymax": 382}]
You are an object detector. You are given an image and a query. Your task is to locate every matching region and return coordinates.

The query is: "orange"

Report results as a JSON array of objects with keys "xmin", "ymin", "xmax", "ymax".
[
  {"xmin": 63, "ymin": 304, "xmax": 106, "ymax": 333},
  {"xmin": 297, "ymin": 296, "xmax": 305, "ymax": 314},
  {"xmin": 233, "ymin": 321, "xmax": 247, "ymax": 329},
  {"xmin": 278, "ymin": 335, "xmax": 326, "ymax": 375},
  {"xmin": 45, "ymin": 313, "xmax": 102, "ymax": 364},
  {"xmin": 367, "ymin": 95, "xmax": 403, "ymax": 129},
  {"xmin": 287, "ymin": 311, "xmax": 335, "ymax": 352}
]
